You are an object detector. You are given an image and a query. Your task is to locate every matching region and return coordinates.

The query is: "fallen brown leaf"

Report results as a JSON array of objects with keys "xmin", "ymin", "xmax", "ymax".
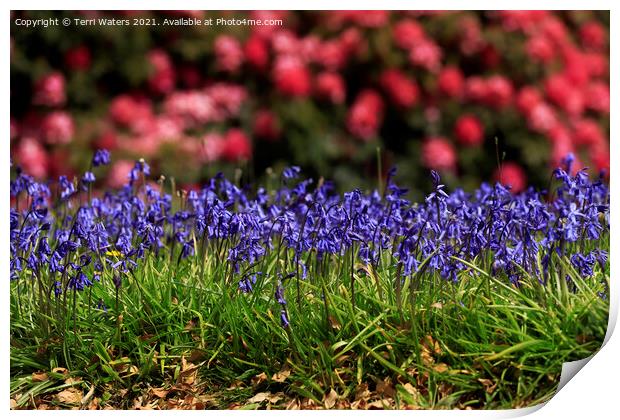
[
  {"xmin": 32, "ymin": 372, "xmax": 48, "ymax": 382},
  {"xmin": 367, "ymin": 398, "xmax": 393, "ymax": 409},
  {"xmin": 268, "ymin": 393, "xmax": 283, "ymax": 404},
  {"xmin": 433, "ymin": 363, "xmax": 449, "ymax": 373},
  {"xmin": 251, "ymin": 372, "xmax": 268, "ymax": 387},
  {"xmin": 376, "ymin": 377, "xmax": 395, "ymax": 398},
  {"xmin": 354, "ymin": 383, "xmax": 370, "ymax": 401},
  {"xmin": 478, "ymin": 378, "xmax": 498, "ymax": 394},
  {"xmin": 151, "ymin": 387, "xmax": 169, "ymax": 399},
  {"xmin": 56, "ymin": 388, "xmax": 83, "ymax": 405},
  {"xmin": 272, "ymin": 369, "xmax": 291, "ymax": 383},
  {"xmin": 324, "ymin": 388, "xmax": 338, "ymax": 409},
  {"xmin": 402, "ymin": 383, "xmax": 420, "ymax": 398},
  {"xmin": 248, "ymin": 392, "xmax": 271, "ymax": 404},
  {"xmin": 285, "ymin": 399, "xmax": 300, "ymax": 410},
  {"xmin": 80, "ymin": 384, "xmax": 95, "ymax": 407},
  {"xmin": 227, "ymin": 379, "xmax": 245, "ymax": 390}
]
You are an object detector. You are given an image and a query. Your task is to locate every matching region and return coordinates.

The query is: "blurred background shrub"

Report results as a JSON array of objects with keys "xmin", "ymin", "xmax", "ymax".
[{"xmin": 10, "ymin": 10, "xmax": 609, "ymax": 195}]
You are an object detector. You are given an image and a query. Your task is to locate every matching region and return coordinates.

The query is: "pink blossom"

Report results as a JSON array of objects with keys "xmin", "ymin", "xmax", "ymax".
[
  {"xmin": 206, "ymin": 83, "xmax": 248, "ymax": 118},
  {"xmin": 15, "ymin": 137, "xmax": 49, "ymax": 179},
  {"xmin": 33, "ymin": 72, "xmax": 66, "ymax": 107},
  {"xmin": 315, "ymin": 39, "xmax": 347, "ymax": 71},
  {"xmin": 314, "ymin": 72, "xmax": 346, "ymax": 104},
  {"xmin": 147, "ymin": 49, "xmax": 175, "ymax": 94},
  {"xmin": 271, "ymin": 30, "xmax": 301, "ymax": 57},
  {"xmin": 392, "ymin": 20, "xmax": 425, "ymax": 50},
  {"xmin": 409, "ymin": 38, "xmax": 442, "ymax": 72},
  {"xmin": 109, "ymin": 95, "xmax": 153, "ymax": 128},
  {"xmin": 107, "ymin": 159, "xmax": 135, "ymax": 188},
  {"xmin": 421, "ymin": 137, "xmax": 457, "ymax": 172},
  {"xmin": 215, "ymin": 35, "xmax": 244, "ymax": 73},
  {"xmin": 199, "ymin": 133, "xmax": 226, "ymax": 163},
  {"xmin": 42, "ymin": 111, "xmax": 75, "ymax": 145},
  {"xmin": 527, "ymin": 102, "xmax": 558, "ymax": 134},
  {"xmin": 163, "ymin": 91, "xmax": 215, "ymax": 125},
  {"xmin": 272, "ymin": 56, "xmax": 312, "ymax": 97},
  {"xmin": 458, "ymin": 15, "xmax": 484, "ymax": 55},
  {"xmin": 585, "ymin": 82, "xmax": 610, "ymax": 114}
]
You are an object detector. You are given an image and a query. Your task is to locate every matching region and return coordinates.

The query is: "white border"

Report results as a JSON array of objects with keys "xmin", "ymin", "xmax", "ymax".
[{"xmin": 3, "ymin": 2, "xmax": 617, "ymax": 418}]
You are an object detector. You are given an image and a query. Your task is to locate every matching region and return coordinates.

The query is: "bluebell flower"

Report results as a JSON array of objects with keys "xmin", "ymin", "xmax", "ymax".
[
  {"xmin": 92, "ymin": 149, "xmax": 111, "ymax": 167},
  {"xmin": 82, "ymin": 171, "xmax": 96, "ymax": 184}
]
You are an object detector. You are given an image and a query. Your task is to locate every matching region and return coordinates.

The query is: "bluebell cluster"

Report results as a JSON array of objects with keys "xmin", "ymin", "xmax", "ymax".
[{"xmin": 10, "ymin": 152, "xmax": 609, "ymax": 328}]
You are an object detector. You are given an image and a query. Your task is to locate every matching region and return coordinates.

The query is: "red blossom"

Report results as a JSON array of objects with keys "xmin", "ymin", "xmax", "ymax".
[
  {"xmin": 494, "ymin": 162, "xmax": 526, "ymax": 193},
  {"xmin": 64, "ymin": 45, "xmax": 91, "ymax": 71},
  {"xmin": 379, "ymin": 69, "xmax": 419, "ymax": 109},
  {"xmin": 421, "ymin": 137, "xmax": 457, "ymax": 172},
  {"xmin": 438, "ymin": 67, "xmax": 465, "ymax": 99},
  {"xmin": 590, "ymin": 143, "xmax": 610, "ymax": 174},
  {"xmin": 525, "ymin": 35, "xmax": 555, "ymax": 63},
  {"xmin": 178, "ymin": 66, "xmax": 202, "ymax": 89},
  {"xmin": 458, "ymin": 15, "xmax": 484, "ymax": 55},
  {"xmin": 544, "ymin": 73, "xmax": 584, "ymax": 116},
  {"xmin": 573, "ymin": 119, "xmax": 605, "ymax": 147},
  {"xmin": 579, "ymin": 21, "xmax": 606, "ymax": 51},
  {"xmin": 94, "ymin": 131, "xmax": 119, "ymax": 151},
  {"xmin": 314, "ymin": 72, "xmax": 346, "ymax": 104},
  {"xmin": 315, "ymin": 39, "xmax": 347, "ymax": 71},
  {"xmin": 483, "ymin": 75, "xmax": 514, "ymax": 109},
  {"xmin": 454, "ymin": 114, "xmax": 484, "ymax": 147},
  {"xmin": 585, "ymin": 82, "xmax": 610, "ymax": 114},
  {"xmin": 464, "ymin": 76, "xmax": 488, "ymax": 103},
  {"xmin": 516, "ymin": 86, "xmax": 542, "ymax": 115},
  {"xmin": 339, "ymin": 28, "xmax": 365, "ymax": 57},
  {"xmin": 222, "ymin": 128, "xmax": 252, "ymax": 161},
  {"xmin": 244, "ymin": 35, "xmax": 270, "ymax": 71},
  {"xmin": 392, "ymin": 19, "xmax": 426, "ymax": 50},
  {"xmin": 253, "ymin": 109, "xmax": 281, "ymax": 141},
  {"xmin": 147, "ymin": 49, "xmax": 176, "ymax": 95},
  {"xmin": 347, "ymin": 89, "xmax": 384, "ymax": 141},
  {"xmin": 33, "ymin": 72, "xmax": 66, "ymax": 107},
  {"xmin": 273, "ymin": 56, "xmax": 312, "ymax": 97}
]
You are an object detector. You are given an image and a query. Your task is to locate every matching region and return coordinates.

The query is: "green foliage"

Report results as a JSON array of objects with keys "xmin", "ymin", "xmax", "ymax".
[{"xmin": 10, "ymin": 234, "xmax": 609, "ymax": 409}]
